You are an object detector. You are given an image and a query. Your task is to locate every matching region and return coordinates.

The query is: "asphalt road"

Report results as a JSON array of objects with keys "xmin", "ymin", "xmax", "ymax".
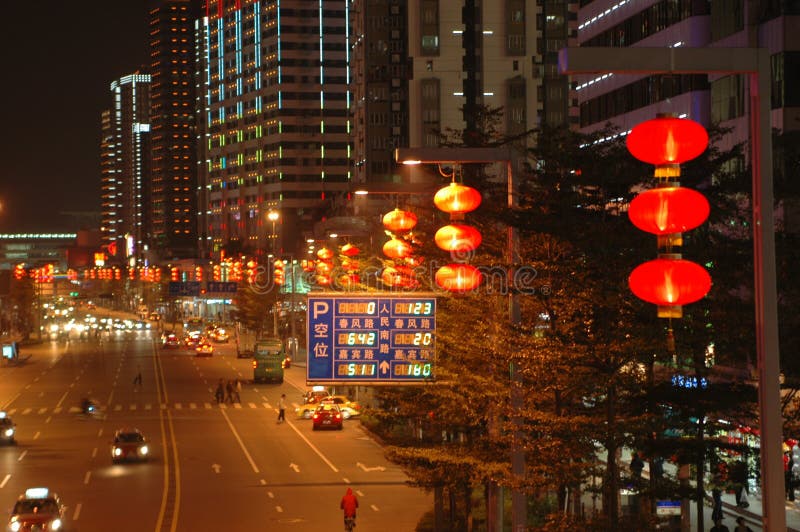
[{"xmin": 0, "ymin": 323, "xmax": 430, "ymax": 531}]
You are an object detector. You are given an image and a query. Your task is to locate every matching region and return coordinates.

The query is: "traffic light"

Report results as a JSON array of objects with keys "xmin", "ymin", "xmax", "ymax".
[
  {"xmin": 13, "ymin": 264, "xmax": 25, "ymax": 280},
  {"xmin": 170, "ymin": 267, "xmax": 179, "ymax": 282},
  {"xmin": 246, "ymin": 260, "xmax": 257, "ymax": 284},
  {"xmin": 195, "ymin": 266, "xmax": 204, "ymax": 282}
]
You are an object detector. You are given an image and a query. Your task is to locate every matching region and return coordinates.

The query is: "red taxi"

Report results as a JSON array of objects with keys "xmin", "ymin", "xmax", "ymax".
[
  {"xmin": 312, "ymin": 403, "xmax": 344, "ymax": 431},
  {"xmin": 8, "ymin": 487, "xmax": 65, "ymax": 531}
]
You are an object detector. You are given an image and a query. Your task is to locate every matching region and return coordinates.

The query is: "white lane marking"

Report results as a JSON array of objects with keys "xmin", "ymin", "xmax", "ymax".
[
  {"xmin": 130, "ymin": 404, "xmax": 137, "ymax": 411},
  {"xmin": 343, "ymin": 477, "xmax": 351, "ymax": 484},
  {"xmin": 219, "ymin": 408, "xmax": 260, "ymax": 473},
  {"xmin": 92, "ymin": 448, "xmax": 98, "ymax": 458},
  {"xmin": 248, "ymin": 403, "xmax": 257, "ymax": 409},
  {"xmin": 204, "ymin": 403, "xmax": 212, "ymax": 409},
  {"xmin": 145, "ymin": 404, "xmax": 152, "ymax": 410},
  {"xmin": 190, "ymin": 403, "xmax": 197, "ymax": 409},
  {"xmin": 290, "ymin": 463, "xmax": 300, "ymax": 473},
  {"xmin": 38, "ymin": 408, "xmax": 47, "ymax": 415},
  {"xmin": 356, "ymin": 490, "xmax": 365, "ymax": 497},
  {"xmin": 34, "ymin": 377, "xmax": 40, "ymax": 383},
  {"xmin": 55, "ymin": 390, "xmax": 69, "ymax": 409},
  {"xmin": 7, "ymin": 409, "xmax": 16, "ymax": 416},
  {"xmin": 69, "ymin": 382, "xmax": 75, "ymax": 388},
  {"xmin": 0, "ymin": 474, "xmax": 10, "ymax": 488},
  {"xmin": 285, "ymin": 420, "xmax": 340, "ymax": 473},
  {"xmin": 260, "ymin": 479, "xmax": 267, "ymax": 486},
  {"xmin": 84, "ymin": 471, "xmax": 91, "ymax": 485},
  {"xmin": 276, "ymin": 506, "xmax": 283, "ymax": 513},
  {"xmin": 233, "ymin": 403, "xmax": 242, "ymax": 409},
  {"xmin": 45, "ymin": 415, "xmax": 52, "ymax": 423},
  {"xmin": 114, "ymin": 404, "xmax": 122, "ymax": 411},
  {"xmin": 97, "ymin": 429, "xmax": 104, "ymax": 438},
  {"xmin": 175, "ymin": 403, "xmax": 183, "ymax": 410},
  {"xmin": 73, "ymin": 502, "xmax": 82, "ymax": 521},
  {"xmin": 370, "ymin": 504, "xmax": 379, "ymax": 512},
  {"xmin": 262, "ymin": 402, "xmax": 271, "ymax": 410},
  {"xmin": 33, "ymin": 432, "xmax": 40, "ymax": 440},
  {"xmin": 17, "ymin": 451, "xmax": 27, "ymax": 462},
  {"xmin": 22, "ymin": 408, "xmax": 31, "ymax": 415},
  {"xmin": 267, "ymin": 491, "xmax": 274, "ymax": 498}
]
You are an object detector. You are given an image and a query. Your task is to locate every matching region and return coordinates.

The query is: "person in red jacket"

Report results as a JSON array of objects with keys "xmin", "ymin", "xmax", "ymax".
[{"xmin": 340, "ymin": 487, "xmax": 359, "ymax": 527}]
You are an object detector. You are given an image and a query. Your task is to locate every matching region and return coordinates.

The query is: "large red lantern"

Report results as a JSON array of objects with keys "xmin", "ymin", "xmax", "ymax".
[
  {"xmin": 317, "ymin": 247, "xmax": 333, "ymax": 260},
  {"xmin": 434, "ymin": 224, "xmax": 483, "ymax": 252},
  {"xmin": 628, "ymin": 187, "xmax": 710, "ymax": 235},
  {"xmin": 340, "ymin": 243, "xmax": 360, "ymax": 257},
  {"xmin": 381, "ymin": 267, "xmax": 418, "ymax": 288},
  {"xmin": 626, "ymin": 115, "xmax": 708, "ymax": 166},
  {"xmin": 434, "ymin": 183, "xmax": 482, "ymax": 215},
  {"xmin": 629, "ymin": 258, "xmax": 711, "ymax": 308},
  {"xmin": 435, "ymin": 264, "xmax": 482, "ymax": 292},
  {"xmin": 382, "ymin": 209, "xmax": 418, "ymax": 233},
  {"xmin": 383, "ymin": 238, "xmax": 413, "ymax": 259}
]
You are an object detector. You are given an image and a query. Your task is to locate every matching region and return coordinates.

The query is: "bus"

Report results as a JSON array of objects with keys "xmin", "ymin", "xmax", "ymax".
[{"xmin": 253, "ymin": 338, "xmax": 285, "ymax": 383}]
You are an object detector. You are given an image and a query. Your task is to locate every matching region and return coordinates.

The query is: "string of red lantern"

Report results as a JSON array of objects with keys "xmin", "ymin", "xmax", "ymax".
[{"xmin": 433, "ymin": 177, "xmax": 483, "ymax": 292}]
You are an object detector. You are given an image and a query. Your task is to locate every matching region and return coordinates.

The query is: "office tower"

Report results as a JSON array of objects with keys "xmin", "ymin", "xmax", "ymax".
[
  {"xmin": 196, "ymin": 0, "xmax": 352, "ymax": 258},
  {"xmin": 107, "ymin": 72, "xmax": 151, "ymax": 265},
  {"xmin": 100, "ymin": 109, "xmax": 118, "ymax": 252},
  {"xmin": 148, "ymin": 0, "xmax": 201, "ymax": 259},
  {"xmin": 576, "ymin": 0, "xmax": 799, "ymax": 175}
]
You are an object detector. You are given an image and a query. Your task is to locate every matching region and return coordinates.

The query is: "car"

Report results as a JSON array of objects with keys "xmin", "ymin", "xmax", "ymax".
[
  {"xmin": 210, "ymin": 327, "xmax": 229, "ymax": 343},
  {"xmin": 162, "ymin": 333, "xmax": 181, "ymax": 348},
  {"xmin": 111, "ymin": 428, "xmax": 149, "ymax": 463},
  {"xmin": 7, "ymin": 487, "xmax": 65, "ymax": 531},
  {"xmin": 296, "ymin": 395, "xmax": 360, "ymax": 419},
  {"xmin": 0, "ymin": 411, "xmax": 16, "ymax": 444},
  {"xmin": 195, "ymin": 342, "xmax": 214, "ymax": 357},
  {"xmin": 184, "ymin": 332, "xmax": 202, "ymax": 349},
  {"xmin": 312, "ymin": 403, "xmax": 344, "ymax": 430}
]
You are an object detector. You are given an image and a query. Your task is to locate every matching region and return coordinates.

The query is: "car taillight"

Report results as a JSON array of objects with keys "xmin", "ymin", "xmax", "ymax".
[
  {"xmin": 335, "ymin": 414, "xmax": 342, "ymax": 420},
  {"xmin": 313, "ymin": 414, "xmax": 319, "ymax": 420}
]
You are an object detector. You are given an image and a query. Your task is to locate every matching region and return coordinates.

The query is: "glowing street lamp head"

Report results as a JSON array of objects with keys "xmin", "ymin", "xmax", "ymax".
[{"xmin": 267, "ymin": 210, "xmax": 280, "ymax": 222}]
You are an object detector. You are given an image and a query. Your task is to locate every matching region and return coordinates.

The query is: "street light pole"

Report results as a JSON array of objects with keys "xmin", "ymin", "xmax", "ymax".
[{"xmin": 559, "ymin": 46, "xmax": 782, "ymax": 531}]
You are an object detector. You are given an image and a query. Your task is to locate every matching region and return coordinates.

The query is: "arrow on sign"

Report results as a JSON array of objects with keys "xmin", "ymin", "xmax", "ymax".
[
  {"xmin": 356, "ymin": 462, "xmax": 386, "ymax": 472},
  {"xmin": 211, "ymin": 464, "xmax": 222, "ymax": 474},
  {"xmin": 289, "ymin": 463, "xmax": 300, "ymax": 473},
  {"xmin": 379, "ymin": 360, "xmax": 390, "ymax": 375}
]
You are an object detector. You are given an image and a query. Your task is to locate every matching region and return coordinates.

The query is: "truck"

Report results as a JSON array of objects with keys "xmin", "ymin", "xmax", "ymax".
[{"xmin": 235, "ymin": 325, "xmax": 257, "ymax": 359}]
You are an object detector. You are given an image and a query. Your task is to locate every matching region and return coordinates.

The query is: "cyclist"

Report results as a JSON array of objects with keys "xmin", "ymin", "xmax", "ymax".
[{"xmin": 340, "ymin": 487, "xmax": 358, "ymax": 530}]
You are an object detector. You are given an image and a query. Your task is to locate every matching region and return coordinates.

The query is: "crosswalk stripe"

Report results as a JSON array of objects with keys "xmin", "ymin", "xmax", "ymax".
[
  {"xmin": 175, "ymin": 403, "xmax": 183, "ymax": 410},
  {"xmin": 38, "ymin": 408, "xmax": 47, "ymax": 415},
  {"xmin": 3, "ymin": 401, "xmax": 294, "ymax": 415},
  {"xmin": 204, "ymin": 403, "xmax": 212, "ymax": 409},
  {"xmin": 53, "ymin": 407, "xmax": 62, "ymax": 414},
  {"xmin": 7, "ymin": 409, "xmax": 16, "ymax": 416},
  {"xmin": 262, "ymin": 403, "xmax": 271, "ymax": 410},
  {"xmin": 130, "ymin": 404, "xmax": 137, "ymax": 411},
  {"xmin": 22, "ymin": 408, "xmax": 31, "ymax": 415},
  {"xmin": 233, "ymin": 403, "xmax": 242, "ymax": 409},
  {"xmin": 145, "ymin": 404, "xmax": 152, "ymax": 410},
  {"xmin": 114, "ymin": 404, "xmax": 122, "ymax": 411},
  {"xmin": 190, "ymin": 403, "xmax": 197, "ymax": 409},
  {"xmin": 248, "ymin": 402, "xmax": 257, "ymax": 409}
]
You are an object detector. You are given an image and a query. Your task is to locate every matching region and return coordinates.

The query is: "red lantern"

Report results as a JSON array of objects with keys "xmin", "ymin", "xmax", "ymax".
[
  {"xmin": 435, "ymin": 264, "xmax": 482, "ymax": 292},
  {"xmin": 629, "ymin": 258, "xmax": 711, "ymax": 306},
  {"xmin": 434, "ymin": 224, "xmax": 482, "ymax": 252},
  {"xmin": 341, "ymin": 258, "xmax": 360, "ymax": 271},
  {"xmin": 434, "ymin": 183, "xmax": 482, "ymax": 214},
  {"xmin": 316, "ymin": 274, "xmax": 331, "ymax": 286},
  {"xmin": 381, "ymin": 267, "xmax": 418, "ymax": 288},
  {"xmin": 628, "ymin": 187, "xmax": 710, "ymax": 235},
  {"xmin": 383, "ymin": 238, "xmax": 413, "ymax": 259},
  {"xmin": 626, "ymin": 115, "xmax": 708, "ymax": 166},
  {"xmin": 382, "ymin": 209, "xmax": 418, "ymax": 233},
  {"xmin": 315, "ymin": 260, "xmax": 333, "ymax": 274},
  {"xmin": 317, "ymin": 247, "xmax": 333, "ymax": 260},
  {"xmin": 340, "ymin": 243, "xmax": 360, "ymax": 257}
]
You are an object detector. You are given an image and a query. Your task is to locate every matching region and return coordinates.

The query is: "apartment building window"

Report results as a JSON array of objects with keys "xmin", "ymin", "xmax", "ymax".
[
  {"xmin": 710, "ymin": 75, "xmax": 744, "ymax": 122},
  {"xmin": 506, "ymin": 0, "xmax": 526, "ymax": 55},
  {"xmin": 420, "ymin": 0, "xmax": 440, "ymax": 56},
  {"xmin": 772, "ymin": 52, "xmax": 800, "ymax": 108},
  {"xmin": 710, "ymin": 0, "xmax": 744, "ymax": 41}
]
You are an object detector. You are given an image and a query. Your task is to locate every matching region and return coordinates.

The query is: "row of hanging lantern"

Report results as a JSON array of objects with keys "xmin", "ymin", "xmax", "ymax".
[
  {"xmin": 432, "ymin": 170, "xmax": 483, "ymax": 292},
  {"xmin": 626, "ymin": 114, "xmax": 712, "ymax": 319},
  {"xmin": 381, "ymin": 208, "xmax": 420, "ymax": 289}
]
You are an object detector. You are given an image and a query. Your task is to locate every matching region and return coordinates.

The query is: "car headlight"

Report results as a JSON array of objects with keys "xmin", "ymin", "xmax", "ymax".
[
  {"xmin": 9, "ymin": 519, "xmax": 21, "ymax": 531},
  {"xmin": 113, "ymin": 447, "xmax": 122, "ymax": 456},
  {"xmin": 4, "ymin": 428, "xmax": 13, "ymax": 437},
  {"xmin": 140, "ymin": 445, "xmax": 149, "ymax": 455},
  {"xmin": 51, "ymin": 517, "xmax": 63, "ymax": 530}
]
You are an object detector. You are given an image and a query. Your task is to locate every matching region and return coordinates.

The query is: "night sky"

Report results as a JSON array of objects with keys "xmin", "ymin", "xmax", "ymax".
[{"xmin": 0, "ymin": 2, "xmax": 154, "ymax": 233}]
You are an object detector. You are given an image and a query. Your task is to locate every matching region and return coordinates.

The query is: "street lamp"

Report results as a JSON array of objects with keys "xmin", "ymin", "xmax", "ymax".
[
  {"xmin": 559, "ymin": 46, "xmax": 782, "ymax": 531},
  {"xmin": 267, "ymin": 210, "xmax": 280, "ymax": 253},
  {"xmin": 395, "ymin": 147, "xmax": 522, "ymax": 532}
]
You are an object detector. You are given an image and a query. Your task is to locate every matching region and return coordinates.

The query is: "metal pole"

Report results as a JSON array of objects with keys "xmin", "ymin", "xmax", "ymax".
[{"xmin": 558, "ymin": 46, "xmax": 783, "ymax": 531}]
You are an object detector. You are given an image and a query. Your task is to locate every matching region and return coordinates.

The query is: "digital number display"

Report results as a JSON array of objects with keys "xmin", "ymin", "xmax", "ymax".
[
  {"xmin": 337, "ymin": 302, "xmax": 377, "ymax": 314},
  {"xmin": 336, "ymin": 331, "xmax": 377, "ymax": 346},
  {"xmin": 394, "ymin": 362, "xmax": 433, "ymax": 377},
  {"xmin": 393, "ymin": 332, "xmax": 433, "ymax": 346},
  {"xmin": 393, "ymin": 301, "xmax": 433, "ymax": 316},
  {"xmin": 337, "ymin": 363, "xmax": 377, "ymax": 376}
]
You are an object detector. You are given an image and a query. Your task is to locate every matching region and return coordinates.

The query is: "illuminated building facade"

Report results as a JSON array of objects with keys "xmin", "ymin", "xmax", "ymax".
[
  {"xmin": 99, "ymin": 109, "xmax": 118, "ymax": 251},
  {"xmin": 107, "ymin": 73, "xmax": 152, "ymax": 265},
  {"xmin": 576, "ymin": 0, "xmax": 800, "ymax": 174},
  {"xmin": 148, "ymin": 0, "xmax": 201, "ymax": 260},
  {"xmin": 196, "ymin": 0, "xmax": 352, "ymax": 258}
]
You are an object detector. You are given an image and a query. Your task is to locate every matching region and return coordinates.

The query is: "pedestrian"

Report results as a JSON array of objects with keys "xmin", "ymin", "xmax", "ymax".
[
  {"xmin": 215, "ymin": 379, "xmax": 225, "ymax": 404},
  {"xmin": 710, "ymin": 518, "xmax": 730, "ymax": 532},
  {"xmin": 785, "ymin": 452, "xmax": 795, "ymax": 501},
  {"xmin": 133, "ymin": 364, "xmax": 142, "ymax": 388},
  {"xmin": 233, "ymin": 379, "xmax": 241, "ymax": 403},
  {"xmin": 711, "ymin": 486, "xmax": 724, "ymax": 523},
  {"xmin": 277, "ymin": 393, "xmax": 286, "ymax": 423},
  {"xmin": 730, "ymin": 460, "xmax": 749, "ymax": 507},
  {"xmin": 225, "ymin": 380, "xmax": 234, "ymax": 404},
  {"xmin": 630, "ymin": 451, "xmax": 644, "ymax": 482},
  {"xmin": 733, "ymin": 516, "xmax": 753, "ymax": 532}
]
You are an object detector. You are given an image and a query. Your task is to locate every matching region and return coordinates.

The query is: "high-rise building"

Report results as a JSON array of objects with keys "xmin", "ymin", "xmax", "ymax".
[
  {"xmin": 99, "ymin": 109, "xmax": 118, "ymax": 251},
  {"xmin": 147, "ymin": 0, "xmax": 201, "ymax": 260},
  {"xmin": 196, "ymin": 0, "xmax": 352, "ymax": 258},
  {"xmin": 106, "ymin": 72, "xmax": 151, "ymax": 265},
  {"xmin": 575, "ymin": 0, "xmax": 799, "ymax": 174}
]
